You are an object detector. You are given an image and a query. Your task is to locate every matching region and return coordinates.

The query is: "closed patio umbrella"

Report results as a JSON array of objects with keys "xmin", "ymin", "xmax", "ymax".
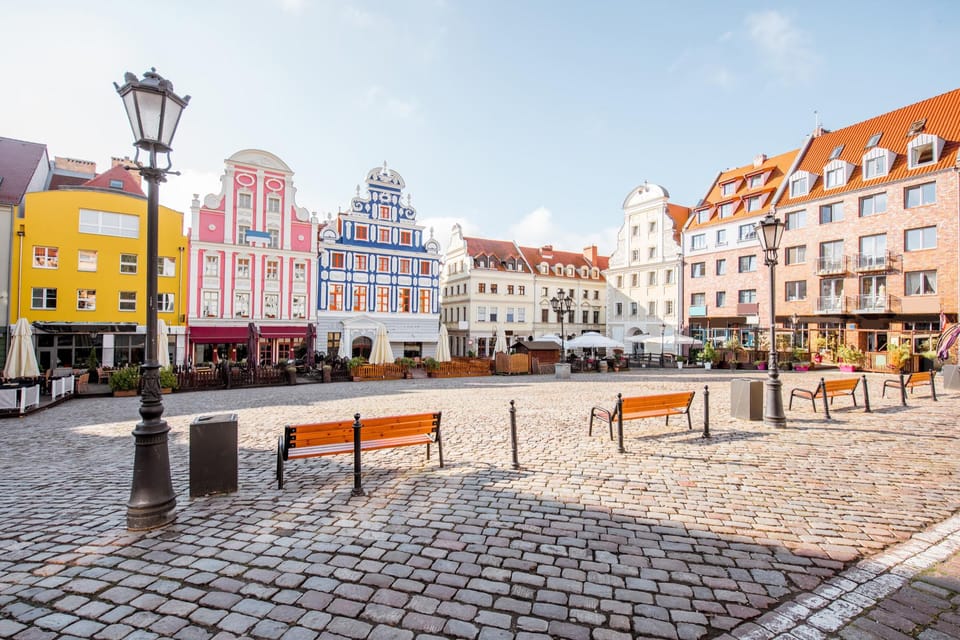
[
  {"xmin": 369, "ymin": 324, "xmax": 394, "ymax": 365},
  {"xmin": 494, "ymin": 324, "xmax": 509, "ymax": 356},
  {"xmin": 3, "ymin": 318, "xmax": 40, "ymax": 379},
  {"xmin": 436, "ymin": 324, "xmax": 451, "ymax": 362},
  {"xmin": 157, "ymin": 318, "xmax": 170, "ymax": 368}
]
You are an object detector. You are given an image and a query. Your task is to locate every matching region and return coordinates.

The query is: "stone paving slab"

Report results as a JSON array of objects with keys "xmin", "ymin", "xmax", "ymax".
[{"xmin": 0, "ymin": 368, "xmax": 958, "ymax": 639}]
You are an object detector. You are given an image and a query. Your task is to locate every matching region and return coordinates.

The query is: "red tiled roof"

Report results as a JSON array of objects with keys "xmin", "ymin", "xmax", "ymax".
[
  {"xmin": 0, "ymin": 137, "xmax": 47, "ymax": 205},
  {"xmin": 783, "ymin": 87, "xmax": 960, "ymax": 205},
  {"xmin": 464, "ymin": 237, "xmax": 527, "ymax": 271},
  {"xmin": 666, "ymin": 203, "xmax": 692, "ymax": 245},
  {"xmin": 517, "ymin": 245, "xmax": 609, "ymax": 280},
  {"xmin": 688, "ymin": 149, "xmax": 799, "ymax": 230},
  {"xmin": 82, "ymin": 164, "xmax": 145, "ymax": 197},
  {"xmin": 48, "ymin": 174, "xmax": 91, "ymax": 190}
]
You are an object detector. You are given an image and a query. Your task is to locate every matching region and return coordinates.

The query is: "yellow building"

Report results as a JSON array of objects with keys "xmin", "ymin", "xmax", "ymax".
[{"xmin": 10, "ymin": 165, "xmax": 189, "ymax": 371}]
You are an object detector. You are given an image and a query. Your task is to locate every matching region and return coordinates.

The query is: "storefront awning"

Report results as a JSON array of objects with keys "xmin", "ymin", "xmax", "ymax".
[
  {"xmin": 33, "ymin": 322, "xmax": 138, "ymax": 334},
  {"xmin": 258, "ymin": 325, "xmax": 308, "ymax": 339},
  {"xmin": 189, "ymin": 326, "xmax": 250, "ymax": 344}
]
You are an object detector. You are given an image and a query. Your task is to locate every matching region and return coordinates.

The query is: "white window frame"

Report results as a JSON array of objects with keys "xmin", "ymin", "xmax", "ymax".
[
  {"xmin": 267, "ymin": 195, "xmax": 281, "ymax": 213},
  {"xmin": 266, "ymin": 259, "xmax": 280, "ymax": 280},
  {"xmin": 237, "ymin": 192, "xmax": 252, "ymax": 209},
  {"xmin": 236, "ymin": 257, "xmax": 251, "ymax": 279},
  {"xmin": 31, "ymin": 287, "xmax": 57, "ymax": 310},
  {"xmin": 292, "ymin": 295, "xmax": 307, "ymax": 319},
  {"xmin": 859, "ymin": 192, "xmax": 887, "ymax": 217},
  {"xmin": 234, "ymin": 292, "xmax": 251, "ymax": 318},
  {"xmin": 33, "ymin": 246, "xmax": 59, "ymax": 269},
  {"xmin": 907, "ymin": 134, "xmax": 943, "ymax": 169},
  {"xmin": 905, "ymin": 182, "xmax": 936, "ymax": 208},
  {"xmin": 120, "ymin": 253, "xmax": 138, "ymax": 274},
  {"xmin": 79, "ymin": 209, "xmax": 139, "ymax": 238},
  {"xmin": 202, "ymin": 291, "xmax": 219, "ymax": 317},
  {"xmin": 690, "ymin": 234, "xmax": 706, "ymax": 250},
  {"xmin": 294, "ymin": 262, "xmax": 307, "ymax": 282},
  {"xmin": 904, "ymin": 270, "xmax": 937, "ymax": 296},
  {"xmin": 785, "ymin": 210, "xmax": 806, "ymax": 230},
  {"xmin": 77, "ymin": 288, "xmax": 97, "ymax": 311},
  {"xmin": 157, "ymin": 256, "xmax": 175, "ymax": 277},
  {"xmin": 119, "ymin": 291, "xmax": 137, "ymax": 312},
  {"xmin": 904, "ymin": 226, "xmax": 937, "ymax": 252},
  {"xmin": 157, "ymin": 293, "xmax": 175, "ymax": 313},
  {"xmin": 78, "ymin": 250, "xmax": 97, "ymax": 272},
  {"xmin": 789, "ymin": 172, "xmax": 810, "ymax": 198},
  {"xmin": 204, "ymin": 255, "xmax": 220, "ymax": 277},
  {"xmin": 263, "ymin": 293, "xmax": 279, "ymax": 319}
]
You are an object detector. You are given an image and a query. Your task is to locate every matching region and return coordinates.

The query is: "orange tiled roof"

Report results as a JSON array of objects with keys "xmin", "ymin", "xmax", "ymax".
[
  {"xmin": 464, "ymin": 237, "xmax": 528, "ymax": 271},
  {"xmin": 687, "ymin": 149, "xmax": 799, "ymax": 230},
  {"xmin": 517, "ymin": 245, "xmax": 608, "ymax": 280},
  {"xmin": 783, "ymin": 87, "xmax": 960, "ymax": 205},
  {"xmin": 667, "ymin": 203, "xmax": 692, "ymax": 244}
]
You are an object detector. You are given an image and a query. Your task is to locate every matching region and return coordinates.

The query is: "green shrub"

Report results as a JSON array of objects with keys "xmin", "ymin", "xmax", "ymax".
[
  {"xmin": 697, "ymin": 342, "xmax": 717, "ymax": 363},
  {"xmin": 159, "ymin": 366, "xmax": 178, "ymax": 390},
  {"xmin": 109, "ymin": 365, "xmax": 140, "ymax": 392},
  {"xmin": 423, "ymin": 357, "xmax": 440, "ymax": 371}
]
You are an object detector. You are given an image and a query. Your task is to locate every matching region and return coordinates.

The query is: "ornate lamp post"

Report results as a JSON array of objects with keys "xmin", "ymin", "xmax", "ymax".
[
  {"xmin": 116, "ymin": 68, "xmax": 190, "ymax": 529},
  {"xmin": 660, "ymin": 322, "xmax": 667, "ymax": 366},
  {"xmin": 550, "ymin": 288, "xmax": 574, "ymax": 358},
  {"xmin": 756, "ymin": 211, "xmax": 786, "ymax": 428}
]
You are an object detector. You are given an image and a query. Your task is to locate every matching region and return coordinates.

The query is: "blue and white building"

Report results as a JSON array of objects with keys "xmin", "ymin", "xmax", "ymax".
[{"xmin": 316, "ymin": 164, "xmax": 442, "ymax": 359}]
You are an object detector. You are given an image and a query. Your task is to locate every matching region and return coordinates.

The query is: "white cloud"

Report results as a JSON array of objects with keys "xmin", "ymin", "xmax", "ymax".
[
  {"xmin": 745, "ymin": 10, "xmax": 820, "ymax": 84},
  {"xmin": 277, "ymin": 0, "xmax": 307, "ymax": 14},
  {"xmin": 417, "ymin": 216, "xmax": 480, "ymax": 254},
  {"xmin": 361, "ymin": 86, "xmax": 419, "ymax": 120},
  {"xmin": 158, "ymin": 167, "xmax": 225, "ymax": 232},
  {"xmin": 341, "ymin": 3, "xmax": 376, "ymax": 28},
  {"xmin": 508, "ymin": 207, "xmax": 618, "ymax": 256}
]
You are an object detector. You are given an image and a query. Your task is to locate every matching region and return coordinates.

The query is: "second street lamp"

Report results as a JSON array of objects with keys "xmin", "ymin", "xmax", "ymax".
[
  {"xmin": 756, "ymin": 210, "xmax": 786, "ymax": 428},
  {"xmin": 550, "ymin": 289, "xmax": 574, "ymax": 359},
  {"xmin": 116, "ymin": 68, "xmax": 190, "ymax": 530}
]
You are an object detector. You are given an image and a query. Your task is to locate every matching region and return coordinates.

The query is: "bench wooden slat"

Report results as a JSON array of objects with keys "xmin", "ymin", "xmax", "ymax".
[
  {"xmin": 789, "ymin": 377, "xmax": 862, "ymax": 417},
  {"xmin": 882, "ymin": 371, "xmax": 937, "ymax": 405},
  {"xmin": 589, "ymin": 391, "xmax": 696, "ymax": 448},
  {"xmin": 288, "ymin": 433, "xmax": 436, "ymax": 459}
]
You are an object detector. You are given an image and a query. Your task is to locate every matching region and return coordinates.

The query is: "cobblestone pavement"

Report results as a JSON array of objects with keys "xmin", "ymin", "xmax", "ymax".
[{"xmin": 1, "ymin": 369, "xmax": 958, "ymax": 639}]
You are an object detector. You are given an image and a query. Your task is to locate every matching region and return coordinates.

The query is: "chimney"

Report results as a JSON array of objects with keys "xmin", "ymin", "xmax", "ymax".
[
  {"xmin": 752, "ymin": 153, "xmax": 767, "ymax": 168},
  {"xmin": 112, "ymin": 156, "xmax": 142, "ymax": 187},
  {"xmin": 583, "ymin": 245, "xmax": 598, "ymax": 264},
  {"xmin": 540, "ymin": 245, "xmax": 553, "ymax": 258},
  {"xmin": 53, "ymin": 156, "xmax": 96, "ymax": 175}
]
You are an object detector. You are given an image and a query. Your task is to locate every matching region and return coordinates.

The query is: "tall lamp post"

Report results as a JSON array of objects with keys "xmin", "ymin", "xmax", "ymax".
[
  {"xmin": 550, "ymin": 288, "xmax": 574, "ymax": 358},
  {"xmin": 756, "ymin": 211, "xmax": 786, "ymax": 428},
  {"xmin": 116, "ymin": 69, "xmax": 190, "ymax": 530},
  {"xmin": 660, "ymin": 322, "xmax": 667, "ymax": 367}
]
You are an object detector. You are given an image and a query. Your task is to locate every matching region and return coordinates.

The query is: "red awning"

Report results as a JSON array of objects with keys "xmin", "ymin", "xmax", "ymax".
[
  {"xmin": 189, "ymin": 325, "xmax": 250, "ymax": 344},
  {"xmin": 258, "ymin": 325, "xmax": 308, "ymax": 339}
]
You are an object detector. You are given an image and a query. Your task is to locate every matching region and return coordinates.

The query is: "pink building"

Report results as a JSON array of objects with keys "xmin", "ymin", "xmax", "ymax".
[{"xmin": 188, "ymin": 149, "xmax": 317, "ymax": 365}]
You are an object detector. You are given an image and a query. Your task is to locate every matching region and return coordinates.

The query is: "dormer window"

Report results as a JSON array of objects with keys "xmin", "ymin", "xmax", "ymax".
[
  {"xmin": 744, "ymin": 195, "xmax": 762, "ymax": 212},
  {"xmin": 554, "ymin": 264, "xmax": 563, "ymax": 276},
  {"xmin": 720, "ymin": 181, "xmax": 736, "ymax": 196},
  {"xmin": 580, "ymin": 267, "xmax": 588, "ymax": 277},
  {"xmin": 789, "ymin": 171, "xmax": 811, "ymax": 198},
  {"xmin": 828, "ymin": 144, "xmax": 844, "ymax": 160},
  {"xmin": 696, "ymin": 208, "xmax": 711, "ymax": 224},
  {"xmin": 591, "ymin": 268, "xmax": 599, "ymax": 279},
  {"xmin": 109, "ymin": 179, "xmax": 124, "ymax": 189},
  {"xmin": 907, "ymin": 133, "xmax": 943, "ymax": 169},
  {"xmin": 718, "ymin": 202, "xmax": 734, "ymax": 218},
  {"xmin": 862, "ymin": 147, "xmax": 895, "ymax": 180},
  {"xmin": 823, "ymin": 160, "xmax": 854, "ymax": 190},
  {"xmin": 566, "ymin": 266, "xmax": 575, "ymax": 277},
  {"xmin": 539, "ymin": 263, "xmax": 548, "ymax": 274},
  {"xmin": 865, "ymin": 132, "xmax": 882, "ymax": 149},
  {"xmin": 747, "ymin": 174, "xmax": 763, "ymax": 189}
]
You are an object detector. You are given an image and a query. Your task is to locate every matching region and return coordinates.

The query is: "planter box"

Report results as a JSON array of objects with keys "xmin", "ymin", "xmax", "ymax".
[
  {"xmin": 113, "ymin": 390, "xmax": 137, "ymax": 397},
  {"xmin": 838, "ymin": 364, "xmax": 858, "ymax": 373},
  {"xmin": 793, "ymin": 364, "xmax": 810, "ymax": 372}
]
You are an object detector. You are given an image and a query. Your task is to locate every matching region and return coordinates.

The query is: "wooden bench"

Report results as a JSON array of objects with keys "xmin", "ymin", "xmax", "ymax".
[
  {"xmin": 277, "ymin": 412, "xmax": 442, "ymax": 494},
  {"xmin": 590, "ymin": 391, "xmax": 695, "ymax": 453},
  {"xmin": 882, "ymin": 371, "xmax": 937, "ymax": 406},
  {"xmin": 789, "ymin": 377, "xmax": 863, "ymax": 418}
]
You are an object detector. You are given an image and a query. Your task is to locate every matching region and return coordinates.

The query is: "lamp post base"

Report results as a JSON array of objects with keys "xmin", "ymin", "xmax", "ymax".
[{"xmin": 763, "ymin": 367, "xmax": 787, "ymax": 428}]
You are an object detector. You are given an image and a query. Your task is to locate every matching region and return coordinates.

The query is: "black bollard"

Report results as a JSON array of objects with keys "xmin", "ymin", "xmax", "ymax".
[
  {"xmin": 616, "ymin": 393, "xmax": 625, "ymax": 454},
  {"xmin": 861, "ymin": 374, "xmax": 872, "ymax": 413},
  {"xmin": 820, "ymin": 377, "xmax": 831, "ymax": 419},
  {"xmin": 351, "ymin": 413, "xmax": 365, "ymax": 497},
  {"xmin": 899, "ymin": 372, "xmax": 908, "ymax": 407},
  {"xmin": 702, "ymin": 384, "xmax": 710, "ymax": 438},
  {"xmin": 509, "ymin": 400, "xmax": 520, "ymax": 470}
]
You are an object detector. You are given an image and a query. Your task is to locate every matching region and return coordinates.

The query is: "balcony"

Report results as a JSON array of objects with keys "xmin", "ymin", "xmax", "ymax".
[
  {"xmin": 854, "ymin": 253, "xmax": 894, "ymax": 273},
  {"xmin": 816, "ymin": 256, "xmax": 847, "ymax": 276},
  {"xmin": 854, "ymin": 294, "xmax": 891, "ymax": 314},
  {"xmin": 688, "ymin": 305, "xmax": 708, "ymax": 317},
  {"xmin": 816, "ymin": 296, "xmax": 846, "ymax": 314},
  {"xmin": 736, "ymin": 303, "xmax": 759, "ymax": 315}
]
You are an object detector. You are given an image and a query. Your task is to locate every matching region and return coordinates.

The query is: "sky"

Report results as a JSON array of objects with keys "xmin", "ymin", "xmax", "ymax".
[{"xmin": 3, "ymin": 1, "xmax": 960, "ymax": 256}]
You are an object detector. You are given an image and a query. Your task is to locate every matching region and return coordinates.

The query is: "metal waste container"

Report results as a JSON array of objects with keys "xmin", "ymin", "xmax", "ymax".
[
  {"xmin": 190, "ymin": 413, "xmax": 238, "ymax": 497},
  {"xmin": 730, "ymin": 379, "xmax": 763, "ymax": 421}
]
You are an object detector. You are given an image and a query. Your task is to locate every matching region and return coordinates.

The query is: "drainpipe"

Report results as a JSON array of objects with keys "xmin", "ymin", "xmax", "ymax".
[{"xmin": 16, "ymin": 223, "xmax": 25, "ymax": 321}]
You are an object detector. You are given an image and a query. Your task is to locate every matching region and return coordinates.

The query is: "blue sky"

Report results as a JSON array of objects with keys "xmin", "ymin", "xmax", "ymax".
[{"xmin": 3, "ymin": 1, "xmax": 959, "ymax": 254}]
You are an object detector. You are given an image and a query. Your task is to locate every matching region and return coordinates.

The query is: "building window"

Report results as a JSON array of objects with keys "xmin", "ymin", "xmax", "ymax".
[
  {"xmin": 399, "ymin": 288, "xmax": 411, "ymax": 312},
  {"xmin": 119, "ymin": 291, "xmax": 137, "ymax": 312},
  {"xmin": 647, "ymin": 301, "xmax": 657, "ymax": 316},
  {"xmin": 691, "ymin": 262, "xmax": 705, "ymax": 278},
  {"xmin": 292, "ymin": 295, "xmax": 307, "ymax": 319},
  {"xmin": 331, "ymin": 252, "xmax": 345, "ymax": 269},
  {"xmin": 647, "ymin": 247, "xmax": 656, "ymax": 259},
  {"xmin": 79, "ymin": 209, "xmax": 139, "ymax": 238},
  {"xmin": 506, "ymin": 307, "xmax": 515, "ymax": 323},
  {"xmin": 419, "ymin": 290, "xmax": 431, "ymax": 313},
  {"xmin": 629, "ymin": 302, "xmax": 637, "ymax": 316},
  {"xmin": 908, "ymin": 138, "xmax": 937, "ymax": 168},
  {"xmin": 399, "ymin": 258, "xmax": 411, "ymax": 274},
  {"xmin": 507, "ymin": 284, "xmax": 515, "ymax": 295},
  {"xmin": 716, "ymin": 258, "xmax": 727, "ymax": 275},
  {"xmin": 478, "ymin": 282, "xmax": 486, "ymax": 294},
  {"xmin": 738, "ymin": 223, "xmax": 757, "ymax": 242},
  {"xmin": 745, "ymin": 195, "xmax": 762, "ymax": 212},
  {"xmin": 33, "ymin": 246, "xmax": 59, "ymax": 269},
  {"xmin": 738, "ymin": 289, "xmax": 757, "ymax": 304},
  {"xmin": 738, "ymin": 255, "xmax": 757, "ymax": 273},
  {"xmin": 519, "ymin": 286, "xmax": 526, "ymax": 296},
  {"xmin": 294, "ymin": 262, "xmax": 306, "ymax": 281},
  {"xmin": 785, "ymin": 210, "xmax": 806, "ymax": 230},
  {"xmin": 157, "ymin": 293, "xmax": 175, "ymax": 313},
  {"xmin": 120, "ymin": 253, "xmax": 140, "ymax": 275},
  {"xmin": 236, "ymin": 225, "xmax": 248, "ymax": 245},
  {"xmin": 905, "ymin": 182, "xmax": 936, "ymax": 208},
  {"xmin": 824, "ymin": 167, "xmax": 843, "ymax": 189},
  {"xmin": 648, "ymin": 220, "xmax": 657, "ymax": 234},
  {"xmin": 789, "ymin": 173, "xmax": 809, "ymax": 198},
  {"xmin": 664, "ymin": 269, "xmax": 674, "ymax": 284},
  {"xmin": 354, "ymin": 254, "xmax": 367, "ymax": 271},
  {"xmin": 615, "ymin": 302, "xmax": 623, "ymax": 317},
  {"xmin": 400, "ymin": 230, "xmax": 412, "ymax": 245},
  {"xmin": 329, "ymin": 284, "xmax": 344, "ymax": 311},
  {"xmin": 863, "ymin": 154, "xmax": 887, "ymax": 179},
  {"xmin": 268, "ymin": 228, "xmax": 280, "ymax": 248},
  {"xmin": 905, "ymin": 270, "xmax": 937, "ymax": 296},
  {"xmin": 690, "ymin": 234, "xmax": 706, "ymax": 250},
  {"xmin": 355, "ymin": 225, "xmax": 369, "ymax": 241},
  {"xmin": 490, "ymin": 284, "xmax": 498, "ymax": 294},
  {"xmin": 819, "ymin": 202, "xmax": 843, "ymax": 224},
  {"xmin": 353, "ymin": 285, "xmax": 368, "ymax": 311},
  {"xmin": 377, "ymin": 256, "xmax": 390, "ymax": 272},
  {"xmin": 203, "ymin": 255, "xmax": 218, "ymax": 277},
  {"xmin": 234, "ymin": 292, "xmax": 250, "ymax": 317},
  {"xmin": 78, "ymin": 250, "xmax": 97, "ymax": 272},
  {"xmin": 202, "ymin": 291, "xmax": 219, "ymax": 317},
  {"xmin": 691, "ymin": 293, "xmax": 706, "ymax": 306},
  {"xmin": 716, "ymin": 229, "xmax": 727, "ymax": 245},
  {"xmin": 647, "ymin": 271, "xmax": 657, "ymax": 285},
  {"xmin": 785, "ymin": 281, "xmax": 807, "ymax": 301},
  {"xmin": 665, "ymin": 300, "xmax": 673, "ymax": 315},
  {"xmin": 715, "ymin": 291, "xmax": 725, "ymax": 307},
  {"xmin": 109, "ymin": 179, "xmax": 124, "ymax": 189},
  {"xmin": 696, "ymin": 209, "xmax": 711, "ymax": 224},
  {"xmin": 785, "ymin": 245, "xmax": 806, "ymax": 265},
  {"xmin": 718, "ymin": 202, "xmax": 734, "ymax": 218},
  {"xmin": 155, "ymin": 256, "xmax": 175, "ymax": 277},
  {"xmin": 859, "ymin": 192, "xmax": 887, "ymax": 217},
  {"xmin": 904, "ymin": 226, "xmax": 937, "ymax": 251},
  {"xmin": 31, "ymin": 287, "xmax": 57, "ymax": 310},
  {"xmin": 631, "ymin": 273, "xmax": 638, "ymax": 287},
  {"xmin": 263, "ymin": 294, "xmax": 279, "ymax": 319},
  {"xmin": 376, "ymin": 287, "xmax": 390, "ymax": 312},
  {"xmin": 77, "ymin": 289, "xmax": 96, "ymax": 311},
  {"xmin": 378, "ymin": 228, "xmax": 391, "ymax": 243},
  {"xmin": 379, "ymin": 205, "xmax": 390, "ymax": 220},
  {"xmin": 266, "ymin": 259, "xmax": 280, "ymax": 280},
  {"xmin": 237, "ymin": 192, "xmax": 252, "ymax": 209},
  {"xmin": 721, "ymin": 182, "xmax": 735, "ymax": 196}
]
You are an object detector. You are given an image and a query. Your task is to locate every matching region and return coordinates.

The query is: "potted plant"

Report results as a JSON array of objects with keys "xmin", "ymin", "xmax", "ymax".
[
  {"xmin": 284, "ymin": 358, "xmax": 299, "ymax": 385},
  {"xmin": 887, "ymin": 341, "xmax": 912, "ymax": 372},
  {"xmin": 159, "ymin": 366, "xmax": 178, "ymax": 393},
  {"xmin": 697, "ymin": 343, "xmax": 717, "ymax": 369},
  {"xmin": 109, "ymin": 365, "xmax": 140, "ymax": 396},
  {"xmin": 754, "ymin": 360, "xmax": 768, "ymax": 370},
  {"xmin": 836, "ymin": 344, "xmax": 865, "ymax": 372},
  {"xmin": 423, "ymin": 357, "xmax": 440, "ymax": 374}
]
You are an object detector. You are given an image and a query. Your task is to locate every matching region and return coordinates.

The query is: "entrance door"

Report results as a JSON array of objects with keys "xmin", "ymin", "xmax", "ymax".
[{"xmin": 859, "ymin": 275, "xmax": 887, "ymax": 312}]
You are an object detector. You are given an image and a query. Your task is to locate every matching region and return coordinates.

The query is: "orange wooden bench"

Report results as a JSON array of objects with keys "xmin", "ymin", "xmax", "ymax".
[
  {"xmin": 590, "ymin": 391, "xmax": 695, "ymax": 453},
  {"xmin": 882, "ymin": 371, "xmax": 937, "ymax": 406},
  {"xmin": 789, "ymin": 377, "xmax": 860, "ymax": 411},
  {"xmin": 277, "ymin": 412, "xmax": 442, "ymax": 494}
]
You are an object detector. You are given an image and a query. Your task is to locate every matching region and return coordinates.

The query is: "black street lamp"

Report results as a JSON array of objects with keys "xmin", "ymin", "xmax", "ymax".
[
  {"xmin": 660, "ymin": 322, "xmax": 666, "ymax": 367},
  {"xmin": 756, "ymin": 210, "xmax": 786, "ymax": 428},
  {"xmin": 550, "ymin": 288, "xmax": 574, "ymax": 358},
  {"xmin": 116, "ymin": 68, "xmax": 190, "ymax": 530}
]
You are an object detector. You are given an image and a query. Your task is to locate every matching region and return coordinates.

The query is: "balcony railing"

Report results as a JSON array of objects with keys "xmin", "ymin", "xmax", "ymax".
[
  {"xmin": 736, "ymin": 302, "xmax": 759, "ymax": 315},
  {"xmin": 688, "ymin": 305, "xmax": 708, "ymax": 317},
  {"xmin": 854, "ymin": 294, "xmax": 891, "ymax": 313},
  {"xmin": 816, "ymin": 296, "xmax": 846, "ymax": 314},
  {"xmin": 816, "ymin": 256, "xmax": 847, "ymax": 276},
  {"xmin": 854, "ymin": 253, "xmax": 892, "ymax": 273}
]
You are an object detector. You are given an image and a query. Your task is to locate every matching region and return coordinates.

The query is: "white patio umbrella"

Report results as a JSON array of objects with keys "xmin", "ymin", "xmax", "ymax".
[
  {"xmin": 565, "ymin": 332, "xmax": 624, "ymax": 350},
  {"xmin": 537, "ymin": 334, "xmax": 563, "ymax": 345},
  {"xmin": 338, "ymin": 329, "xmax": 352, "ymax": 359},
  {"xmin": 636, "ymin": 334, "xmax": 703, "ymax": 354},
  {"xmin": 436, "ymin": 324, "xmax": 451, "ymax": 362},
  {"xmin": 494, "ymin": 324, "xmax": 509, "ymax": 355},
  {"xmin": 369, "ymin": 324, "xmax": 394, "ymax": 365},
  {"xmin": 157, "ymin": 318, "xmax": 170, "ymax": 368},
  {"xmin": 4, "ymin": 318, "xmax": 41, "ymax": 379}
]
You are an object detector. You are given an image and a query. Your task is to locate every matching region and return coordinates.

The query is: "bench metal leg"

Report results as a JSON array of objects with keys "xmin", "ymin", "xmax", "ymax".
[{"xmin": 276, "ymin": 436, "xmax": 285, "ymax": 490}]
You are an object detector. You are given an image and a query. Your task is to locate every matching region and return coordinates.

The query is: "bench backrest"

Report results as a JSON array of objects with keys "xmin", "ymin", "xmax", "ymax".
[
  {"xmin": 286, "ymin": 412, "xmax": 441, "ymax": 451},
  {"xmin": 821, "ymin": 378, "xmax": 859, "ymax": 394},
  {"xmin": 905, "ymin": 371, "xmax": 934, "ymax": 386},
  {"xmin": 620, "ymin": 392, "xmax": 694, "ymax": 413}
]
